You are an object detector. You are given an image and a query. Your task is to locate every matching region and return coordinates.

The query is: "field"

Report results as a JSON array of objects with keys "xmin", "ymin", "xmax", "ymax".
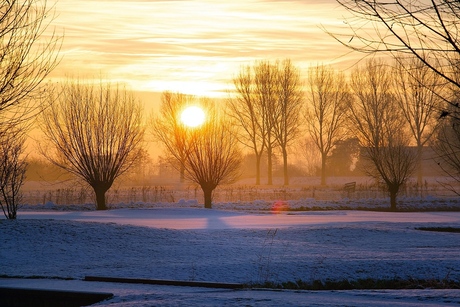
[{"xmin": 2, "ymin": 194, "xmax": 460, "ymax": 306}]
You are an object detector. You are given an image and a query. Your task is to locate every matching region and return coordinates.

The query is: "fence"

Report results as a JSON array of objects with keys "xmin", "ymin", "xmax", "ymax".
[{"xmin": 21, "ymin": 180, "xmax": 455, "ymax": 206}]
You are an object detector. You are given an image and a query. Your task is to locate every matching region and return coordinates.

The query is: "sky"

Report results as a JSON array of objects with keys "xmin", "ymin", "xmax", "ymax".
[{"xmin": 49, "ymin": 0, "xmax": 359, "ymax": 101}]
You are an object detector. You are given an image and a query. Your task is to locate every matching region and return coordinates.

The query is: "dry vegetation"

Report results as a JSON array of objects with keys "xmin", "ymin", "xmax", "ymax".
[{"xmin": 20, "ymin": 176, "xmax": 460, "ymax": 209}]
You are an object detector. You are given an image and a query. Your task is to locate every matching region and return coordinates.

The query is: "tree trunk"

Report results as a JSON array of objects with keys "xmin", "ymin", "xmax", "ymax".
[
  {"xmin": 416, "ymin": 144, "xmax": 423, "ymax": 187},
  {"xmin": 320, "ymin": 152, "xmax": 327, "ymax": 186},
  {"xmin": 255, "ymin": 153, "xmax": 261, "ymax": 185},
  {"xmin": 267, "ymin": 146, "xmax": 273, "ymax": 185},
  {"xmin": 94, "ymin": 186, "xmax": 108, "ymax": 210},
  {"xmin": 6, "ymin": 201, "xmax": 17, "ymax": 219},
  {"xmin": 389, "ymin": 185, "xmax": 399, "ymax": 211},
  {"xmin": 283, "ymin": 147, "xmax": 289, "ymax": 186},
  {"xmin": 202, "ymin": 186, "xmax": 213, "ymax": 209}
]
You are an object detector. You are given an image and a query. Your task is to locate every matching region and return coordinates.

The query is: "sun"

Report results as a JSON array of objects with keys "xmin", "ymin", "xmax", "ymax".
[{"xmin": 180, "ymin": 106, "xmax": 205, "ymax": 127}]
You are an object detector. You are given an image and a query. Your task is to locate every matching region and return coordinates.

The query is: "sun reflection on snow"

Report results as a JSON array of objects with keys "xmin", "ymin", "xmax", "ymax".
[{"xmin": 271, "ymin": 200, "xmax": 289, "ymax": 214}]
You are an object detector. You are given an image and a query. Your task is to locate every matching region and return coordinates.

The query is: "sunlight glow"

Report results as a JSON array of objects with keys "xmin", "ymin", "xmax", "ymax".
[
  {"xmin": 181, "ymin": 106, "xmax": 206, "ymax": 128},
  {"xmin": 48, "ymin": 0, "xmax": 358, "ymax": 99}
]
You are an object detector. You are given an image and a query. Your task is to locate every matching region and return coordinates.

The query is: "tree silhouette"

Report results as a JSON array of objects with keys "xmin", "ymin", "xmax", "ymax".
[
  {"xmin": 39, "ymin": 79, "xmax": 144, "ymax": 210},
  {"xmin": 330, "ymin": 0, "xmax": 459, "ymax": 107},
  {"xmin": 349, "ymin": 59, "xmax": 416, "ymax": 210},
  {"xmin": 434, "ymin": 102, "xmax": 460, "ymax": 194},
  {"xmin": 230, "ymin": 59, "xmax": 302, "ymax": 185},
  {"xmin": 0, "ymin": 0, "xmax": 61, "ymax": 125},
  {"xmin": 151, "ymin": 91, "xmax": 195, "ymax": 183},
  {"xmin": 254, "ymin": 61, "xmax": 278, "ymax": 185},
  {"xmin": 306, "ymin": 64, "xmax": 351, "ymax": 185},
  {"xmin": 0, "ymin": 0, "xmax": 60, "ymax": 217},
  {"xmin": 181, "ymin": 104, "xmax": 241, "ymax": 209},
  {"xmin": 330, "ymin": 0, "xmax": 460, "ymax": 186},
  {"xmin": 393, "ymin": 56, "xmax": 445, "ymax": 186},
  {"xmin": 0, "ymin": 127, "xmax": 27, "ymax": 219},
  {"xmin": 229, "ymin": 65, "xmax": 267, "ymax": 185},
  {"xmin": 272, "ymin": 59, "xmax": 304, "ymax": 185}
]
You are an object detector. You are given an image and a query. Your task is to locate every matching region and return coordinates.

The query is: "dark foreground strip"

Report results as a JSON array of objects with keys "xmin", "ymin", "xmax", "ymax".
[
  {"xmin": 416, "ymin": 227, "xmax": 460, "ymax": 233},
  {"xmin": 0, "ymin": 287, "xmax": 113, "ymax": 307},
  {"xmin": 84, "ymin": 275, "xmax": 245, "ymax": 289}
]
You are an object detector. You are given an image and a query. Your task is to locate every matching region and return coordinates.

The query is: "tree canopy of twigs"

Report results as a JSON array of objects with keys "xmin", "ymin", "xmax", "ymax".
[
  {"xmin": 329, "ymin": 0, "xmax": 460, "ymax": 189},
  {"xmin": 434, "ymin": 106, "xmax": 460, "ymax": 194},
  {"xmin": 0, "ymin": 0, "xmax": 61, "ymax": 125},
  {"xmin": 0, "ymin": 0, "xmax": 60, "ymax": 217},
  {"xmin": 330, "ymin": 0, "xmax": 460, "ymax": 101},
  {"xmin": 229, "ymin": 59, "xmax": 302, "ymax": 186},
  {"xmin": 178, "ymin": 103, "xmax": 241, "ymax": 209},
  {"xmin": 306, "ymin": 64, "xmax": 351, "ymax": 186},
  {"xmin": 349, "ymin": 59, "xmax": 417, "ymax": 210},
  {"xmin": 39, "ymin": 79, "xmax": 144, "ymax": 210},
  {"xmin": 330, "ymin": 0, "xmax": 459, "ymax": 107},
  {"xmin": 393, "ymin": 56, "xmax": 445, "ymax": 185},
  {"xmin": 254, "ymin": 61, "xmax": 278, "ymax": 185},
  {"xmin": 0, "ymin": 127, "xmax": 27, "ymax": 219},
  {"xmin": 151, "ymin": 91, "xmax": 196, "ymax": 182},
  {"xmin": 228, "ymin": 65, "xmax": 267, "ymax": 185},
  {"xmin": 271, "ymin": 59, "xmax": 304, "ymax": 186}
]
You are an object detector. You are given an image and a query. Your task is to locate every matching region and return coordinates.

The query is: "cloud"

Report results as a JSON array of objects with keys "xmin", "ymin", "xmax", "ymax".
[{"xmin": 50, "ymin": 0, "xmax": 358, "ymax": 97}]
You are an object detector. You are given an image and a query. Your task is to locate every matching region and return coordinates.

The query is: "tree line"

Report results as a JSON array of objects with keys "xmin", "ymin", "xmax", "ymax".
[
  {"xmin": 155, "ymin": 57, "xmax": 448, "ymax": 211},
  {"xmin": 1, "ymin": 0, "xmax": 459, "ymax": 217}
]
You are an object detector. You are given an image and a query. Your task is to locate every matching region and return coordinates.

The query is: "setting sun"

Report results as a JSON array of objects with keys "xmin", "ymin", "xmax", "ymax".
[{"xmin": 180, "ymin": 106, "xmax": 205, "ymax": 127}]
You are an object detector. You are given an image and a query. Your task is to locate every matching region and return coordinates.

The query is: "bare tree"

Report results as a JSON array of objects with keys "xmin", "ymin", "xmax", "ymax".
[
  {"xmin": 228, "ymin": 65, "xmax": 267, "ymax": 185},
  {"xmin": 151, "ymin": 91, "xmax": 195, "ymax": 182},
  {"xmin": 39, "ymin": 79, "xmax": 144, "ymax": 210},
  {"xmin": 254, "ymin": 61, "xmax": 278, "ymax": 185},
  {"xmin": 433, "ymin": 104, "xmax": 460, "ymax": 194},
  {"xmin": 0, "ymin": 0, "xmax": 61, "ymax": 124},
  {"xmin": 306, "ymin": 64, "xmax": 351, "ymax": 185},
  {"xmin": 0, "ymin": 0, "xmax": 60, "ymax": 217},
  {"xmin": 330, "ymin": 0, "xmax": 459, "ymax": 107},
  {"xmin": 178, "ymin": 103, "xmax": 241, "ymax": 209},
  {"xmin": 230, "ymin": 60, "xmax": 302, "ymax": 185},
  {"xmin": 329, "ymin": 1, "xmax": 460, "ymax": 188},
  {"xmin": 272, "ymin": 59, "xmax": 304, "ymax": 185},
  {"xmin": 0, "ymin": 127, "xmax": 27, "ymax": 219},
  {"xmin": 393, "ymin": 56, "xmax": 445, "ymax": 186},
  {"xmin": 349, "ymin": 59, "xmax": 417, "ymax": 210}
]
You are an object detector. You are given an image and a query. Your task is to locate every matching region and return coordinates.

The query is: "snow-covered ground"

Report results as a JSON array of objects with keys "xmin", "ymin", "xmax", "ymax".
[{"xmin": 1, "ymin": 201, "xmax": 460, "ymax": 306}]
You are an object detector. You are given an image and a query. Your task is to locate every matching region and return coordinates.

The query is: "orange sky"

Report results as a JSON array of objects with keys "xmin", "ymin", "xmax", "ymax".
[{"xmin": 50, "ymin": 0, "xmax": 359, "ymax": 100}]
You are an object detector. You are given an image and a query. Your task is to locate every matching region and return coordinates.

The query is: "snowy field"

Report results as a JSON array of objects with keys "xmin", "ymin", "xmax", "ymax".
[{"xmin": 1, "ymin": 200, "xmax": 460, "ymax": 306}]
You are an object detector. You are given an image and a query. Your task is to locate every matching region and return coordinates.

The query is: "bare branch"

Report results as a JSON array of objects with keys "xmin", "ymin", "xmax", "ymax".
[
  {"xmin": 0, "ymin": 0, "xmax": 62, "ymax": 125},
  {"xmin": 0, "ymin": 126, "xmax": 27, "ymax": 219},
  {"xmin": 271, "ymin": 59, "xmax": 304, "ymax": 186},
  {"xmin": 150, "ymin": 91, "xmax": 196, "ymax": 182},
  {"xmin": 329, "ymin": 0, "xmax": 460, "ymax": 106},
  {"xmin": 39, "ymin": 79, "xmax": 144, "ymax": 210},
  {"xmin": 393, "ymin": 55, "xmax": 445, "ymax": 184},
  {"xmin": 229, "ymin": 59, "xmax": 303, "ymax": 185},
  {"xmin": 348, "ymin": 59, "xmax": 417, "ymax": 210},
  {"xmin": 306, "ymin": 64, "xmax": 351, "ymax": 185},
  {"xmin": 183, "ymin": 105, "xmax": 242, "ymax": 208}
]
